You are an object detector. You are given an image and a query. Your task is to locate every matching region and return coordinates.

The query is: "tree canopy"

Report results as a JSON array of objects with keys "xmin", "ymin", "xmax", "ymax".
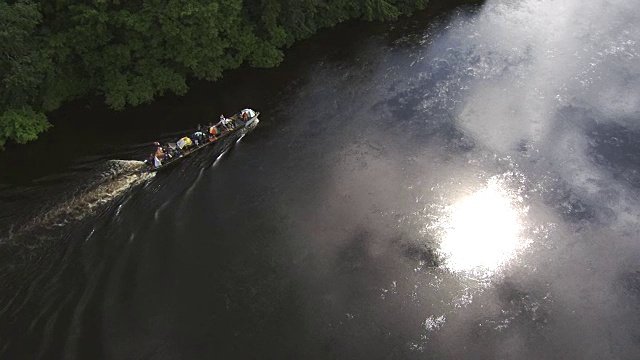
[{"xmin": 0, "ymin": 0, "xmax": 429, "ymax": 148}]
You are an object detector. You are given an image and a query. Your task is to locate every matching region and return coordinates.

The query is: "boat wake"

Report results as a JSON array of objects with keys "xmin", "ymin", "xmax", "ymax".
[{"xmin": 3, "ymin": 160, "xmax": 155, "ymax": 240}]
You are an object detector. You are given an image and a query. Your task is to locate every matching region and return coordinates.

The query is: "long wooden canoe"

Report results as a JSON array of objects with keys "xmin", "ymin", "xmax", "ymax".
[{"xmin": 147, "ymin": 111, "xmax": 259, "ymax": 171}]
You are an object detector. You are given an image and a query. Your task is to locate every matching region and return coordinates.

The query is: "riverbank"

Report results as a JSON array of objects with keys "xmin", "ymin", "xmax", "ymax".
[
  {"xmin": 0, "ymin": 0, "xmax": 483, "ymax": 185},
  {"xmin": 0, "ymin": 0, "xmax": 483, "ymax": 152}
]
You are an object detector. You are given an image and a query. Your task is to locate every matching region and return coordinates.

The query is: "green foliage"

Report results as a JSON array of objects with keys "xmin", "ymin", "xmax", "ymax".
[
  {"xmin": 0, "ymin": 1, "xmax": 57, "ymax": 147},
  {"xmin": 361, "ymin": 0, "xmax": 400, "ymax": 21},
  {"xmin": 0, "ymin": 107, "xmax": 51, "ymax": 149},
  {"xmin": 0, "ymin": 0, "xmax": 434, "ymax": 148},
  {"xmin": 0, "ymin": 1, "xmax": 50, "ymax": 108}
]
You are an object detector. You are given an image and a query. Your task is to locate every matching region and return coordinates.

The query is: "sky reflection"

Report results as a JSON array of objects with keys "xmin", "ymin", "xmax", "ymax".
[{"xmin": 433, "ymin": 176, "xmax": 528, "ymax": 275}]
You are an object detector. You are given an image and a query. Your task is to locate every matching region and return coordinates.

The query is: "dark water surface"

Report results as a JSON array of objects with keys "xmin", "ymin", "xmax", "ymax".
[{"xmin": 3, "ymin": 0, "xmax": 640, "ymax": 359}]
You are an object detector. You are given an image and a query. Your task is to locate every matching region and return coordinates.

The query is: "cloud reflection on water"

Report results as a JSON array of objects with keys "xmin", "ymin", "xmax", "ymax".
[{"xmin": 189, "ymin": 0, "xmax": 640, "ymax": 357}]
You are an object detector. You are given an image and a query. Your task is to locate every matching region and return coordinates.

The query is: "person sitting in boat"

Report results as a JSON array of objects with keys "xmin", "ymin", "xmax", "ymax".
[
  {"xmin": 189, "ymin": 132, "xmax": 200, "ymax": 146},
  {"xmin": 145, "ymin": 142, "xmax": 164, "ymax": 168},
  {"xmin": 219, "ymin": 114, "xmax": 234, "ymax": 131},
  {"xmin": 218, "ymin": 114, "xmax": 225, "ymax": 130},
  {"xmin": 209, "ymin": 124, "xmax": 218, "ymax": 134},
  {"xmin": 224, "ymin": 117, "xmax": 235, "ymax": 129},
  {"xmin": 163, "ymin": 143, "xmax": 177, "ymax": 159},
  {"xmin": 193, "ymin": 131, "xmax": 208, "ymax": 145},
  {"xmin": 241, "ymin": 108, "xmax": 256, "ymax": 121},
  {"xmin": 176, "ymin": 136, "xmax": 193, "ymax": 151}
]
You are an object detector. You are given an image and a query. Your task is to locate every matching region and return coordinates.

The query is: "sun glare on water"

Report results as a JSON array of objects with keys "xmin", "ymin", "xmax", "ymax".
[{"xmin": 436, "ymin": 177, "xmax": 526, "ymax": 274}]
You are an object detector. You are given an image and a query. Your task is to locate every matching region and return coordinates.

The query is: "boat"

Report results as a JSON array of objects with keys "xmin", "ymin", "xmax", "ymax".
[{"xmin": 145, "ymin": 109, "xmax": 259, "ymax": 171}]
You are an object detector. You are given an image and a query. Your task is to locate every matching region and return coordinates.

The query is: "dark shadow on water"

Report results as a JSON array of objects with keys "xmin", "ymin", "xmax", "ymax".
[
  {"xmin": 337, "ymin": 231, "xmax": 370, "ymax": 274},
  {"xmin": 620, "ymin": 270, "xmax": 640, "ymax": 296},
  {"xmin": 392, "ymin": 234, "xmax": 440, "ymax": 269},
  {"xmin": 541, "ymin": 179, "xmax": 597, "ymax": 224},
  {"xmin": 587, "ymin": 121, "xmax": 640, "ymax": 189}
]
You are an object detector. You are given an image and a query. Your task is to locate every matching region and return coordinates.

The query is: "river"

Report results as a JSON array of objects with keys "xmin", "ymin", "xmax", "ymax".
[{"xmin": 2, "ymin": 0, "xmax": 640, "ymax": 358}]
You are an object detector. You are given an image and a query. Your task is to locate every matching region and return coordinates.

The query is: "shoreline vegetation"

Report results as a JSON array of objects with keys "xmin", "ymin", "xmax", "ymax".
[{"xmin": 0, "ymin": 0, "xmax": 478, "ymax": 149}]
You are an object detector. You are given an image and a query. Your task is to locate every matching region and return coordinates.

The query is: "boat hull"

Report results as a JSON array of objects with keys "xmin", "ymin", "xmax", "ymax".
[{"xmin": 147, "ymin": 112, "xmax": 259, "ymax": 172}]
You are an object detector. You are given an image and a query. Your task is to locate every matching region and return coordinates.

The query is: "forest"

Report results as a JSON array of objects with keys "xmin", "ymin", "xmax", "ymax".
[{"xmin": 0, "ymin": 0, "xmax": 432, "ymax": 148}]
